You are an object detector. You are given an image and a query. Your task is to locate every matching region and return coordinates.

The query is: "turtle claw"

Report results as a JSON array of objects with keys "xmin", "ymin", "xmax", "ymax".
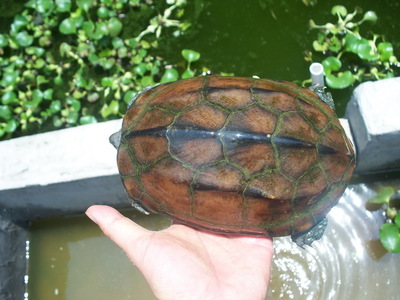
[
  {"xmin": 291, "ymin": 217, "xmax": 328, "ymax": 248},
  {"xmin": 131, "ymin": 200, "xmax": 150, "ymax": 215}
]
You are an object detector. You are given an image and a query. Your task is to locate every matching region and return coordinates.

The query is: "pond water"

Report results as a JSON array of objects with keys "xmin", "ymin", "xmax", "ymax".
[
  {"xmin": 27, "ymin": 182, "xmax": 400, "ymax": 300},
  {"xmin": 159, "ymin": 0, "xmax": 400, "ymax": 116}
]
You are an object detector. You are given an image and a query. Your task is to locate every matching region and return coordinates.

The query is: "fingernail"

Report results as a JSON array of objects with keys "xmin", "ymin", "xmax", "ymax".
[{"xmin": 85, "ymin": 208, "xmax": 98, "ymax": 224}]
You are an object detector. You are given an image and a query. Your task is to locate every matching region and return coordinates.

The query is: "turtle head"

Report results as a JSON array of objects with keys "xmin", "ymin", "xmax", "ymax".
[{"xmin": 109, "ymin": 130, "xmax": 121, "ymax": 149}]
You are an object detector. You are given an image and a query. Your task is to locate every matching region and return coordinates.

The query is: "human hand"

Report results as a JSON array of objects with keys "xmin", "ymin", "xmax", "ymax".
[{"xmin": 86, "ymin": 205, "xmax": 273, "ymax": 300}]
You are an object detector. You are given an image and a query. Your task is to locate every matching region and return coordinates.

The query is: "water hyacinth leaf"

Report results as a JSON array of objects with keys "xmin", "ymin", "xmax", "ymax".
[
  {"xmin": 395, "ymin": 215, "xmax": 400, "ymax": 228},
  {"xmin": 1, "ymin": 71, "xmax": 19, "ymax": 87},
  {"xmin": 77, "ymin": 0, "xmax": 93, "ymax": 12},
  {"xmin": 1, "ymin": 91, "xmax": 17, "ymax": 105},
  {"xmin": 49, "ymin": 100, "xmax": 61, "ymax": 113},
  {"xmin": 160, "ymin": 68, "xmax": 179, "ymax": 83},
  {"xmin": 312, "ymin": 40, "xmax": 328, "ymax": 52},
  {"xmin": 35, "ymin": 0, "xmax": 55, "ymax": 15},
  {"xmin": 378, "ymin": 42, "xmax": 394, "ymax": 61},
  {"xmin": 16, "ymin": 31, "xmax": 34, "ymax": 47},
  {"xmin": 368, "ymin": 187, "xmax": 395, "ymax": 204},
  {"xmin": 344, "ymin": 34, "xmax": 360, "ymax": 53},
  {"xmin": 100, "ymin": 100, "xmax": 119, "ymax": 118},
  {"xmin": 182, "ymin": 49, "xmax": 200, "ymax": 63},
  {"xmin": 380, "ymin": 223, "xmax": 400, "ymax": 253},
  {"xmin": 363, "ymin": 11, "xmax": 378, "ymax": 23},
  {"xmin": 326, "ymin": 71, "xmax": 355, "ymax": 89},
  {"xmin": 11, "ymin": 15, "xmax": 28, "ymax": 32},
  {"xmin": 5, "ymin": 119, "xmax": 18, "ymax": 133},
  {"xmin": 181, "ymin": 68, "xmax": 194, "ymax": 79},
  {"xmin": 112, "ymin": 37, "xmax": 124, "ymax": 49},
  {"xmin": 133, "ymin": 63, "xmax": 148, "ymax": 76},
  {"xmin": 83, "ymin": 21, "xmax": 95, "ymax": 36},
  {"xmin": 108, "ymin": 18, "xmax": 123, "ymax": 37},
  {"xmin": 56, "ymin": 0, "xmax": 72, "ymax": 12},
  {"xmin": 322, "ymin": 56, "xmax": 342, "ymax": 73},
  {"xmin": 66, "ymin": 97, "xmax": 81, "ymax": 111},
  {"xmin": 101, "ymin": 77, "xmax": 113, "ymax": 87},
  {"xmin": 59, "ymin": 18, "xmax": 77, "ymax": 34},
  {"xmin": 0, "ymin": 105, "xmax": 12, "ymax": 120},
  {"xmin": 67, "ymin": 111, "xmax": 79, "ymax": 124},
  {"xmin": 328, "ymin": 36, "xmax": 342, "ymax": 52},
  {"xmin": 97, "ymin": 7, "xmax": 110, "ymax": 19},
  {"xmin": 80, "ymin": 115, "xmax": 97, "ymax": 125},
  {"xmin": 141, "ymin": 76, "xmax": 154, "ymax": 86},
  {"xmin": 331, "ymin": 5, "xmax": 347, "ymax": 17},
  {"xmin": 0, "ymin": 34, "xmax": 8, "ymax": 47},
  {"xmin": 355, "ymin": 39, "xmax": 379, "ymax": 61},
  {"xmin": 123, "ymin": 91, "xmax": 136, "ymax": 104}
]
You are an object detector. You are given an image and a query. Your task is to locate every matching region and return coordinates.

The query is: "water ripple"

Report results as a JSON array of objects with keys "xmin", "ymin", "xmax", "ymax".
[{"xmin": 267, "ymin": 184, "xmax": 400, "ymax": 300}]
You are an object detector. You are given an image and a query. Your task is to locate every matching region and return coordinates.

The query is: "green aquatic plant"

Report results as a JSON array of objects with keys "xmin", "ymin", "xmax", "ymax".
[
  {"xmin": 368, "ymin": 186, "xmax": 400, "ymax": 253},
  {"xmin": 0, "ymin": 0, "xmax": 206, "ymax": 140},
  {"xmin": 306, "ymin": 5, "xmax": 399, "ymax": 89}
]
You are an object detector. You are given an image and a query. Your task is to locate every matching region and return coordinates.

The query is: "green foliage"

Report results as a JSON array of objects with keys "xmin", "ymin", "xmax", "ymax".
[
  {"xmin": 306, "ymin": 5, "xmax": 400, "ymax": 89},
  {"xmin": 368, "ymin": 186, "xmax": 400, "ymax": 253},
  {"xmin": 0, "ymin": 0, "xmax": 205, "ymax": 139}
]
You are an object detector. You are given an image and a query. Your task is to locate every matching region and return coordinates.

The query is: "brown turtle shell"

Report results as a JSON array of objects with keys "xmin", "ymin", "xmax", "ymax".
[{"xmin": 116, "ymin": 76, "xmax": 355, "ymax": 237}]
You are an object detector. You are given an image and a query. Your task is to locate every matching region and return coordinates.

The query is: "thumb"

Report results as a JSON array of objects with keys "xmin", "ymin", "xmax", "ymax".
[{"xmin": 86, "ymin": 205, "xmax": 149, "ymax": 254}]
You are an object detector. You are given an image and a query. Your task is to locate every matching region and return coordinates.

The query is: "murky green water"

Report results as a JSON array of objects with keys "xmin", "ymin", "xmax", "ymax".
[
  {"xmin": 28, "ymin": 182, "xmax": 400, "ymax": 300},
  {"xmin": 160, "ymin": 0, "xmax": 400, "ymax": 116},
  {"xmin": 28, "ymin": 211, "xmax": 168, "ymax": 300}
]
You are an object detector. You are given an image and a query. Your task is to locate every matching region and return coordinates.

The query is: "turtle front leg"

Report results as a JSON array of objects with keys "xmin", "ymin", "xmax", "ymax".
[{"xmin": 291, "ymin": 217, "xmax": 328, "ymax": 248}]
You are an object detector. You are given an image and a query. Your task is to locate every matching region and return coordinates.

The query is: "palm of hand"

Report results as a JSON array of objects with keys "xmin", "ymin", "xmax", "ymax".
[{"xmin": 87, "ymin": 206, "xmax": 273, "ymax": 300}]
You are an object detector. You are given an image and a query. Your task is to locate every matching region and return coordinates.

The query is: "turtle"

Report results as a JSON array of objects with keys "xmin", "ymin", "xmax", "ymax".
[{"xmin": 110, "ymin": 76, "xmax": 356, "ymax": 247}]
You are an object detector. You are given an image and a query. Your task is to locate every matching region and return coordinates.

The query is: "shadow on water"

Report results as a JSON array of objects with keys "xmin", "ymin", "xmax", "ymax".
[{"xmin": 28, "ymin": 182, "xmax": 400, "ymax": 300}]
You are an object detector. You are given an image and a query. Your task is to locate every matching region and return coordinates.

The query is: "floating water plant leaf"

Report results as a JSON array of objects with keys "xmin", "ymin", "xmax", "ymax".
[
  {"xmin": 2, "ymin": 91, "xmax": 17, "ymax": 105},
  {"xmin": 378, "ymin": 42, "xmax": 394, "ymax": 61},
  {"xmin": 343, "ymin": 34, "xmax": 360, "ymax": 53},
  {"xmin": 35, "ymin": 0, "xmax": 55, "ymax": 15},
  {"xmin": 11, "ymin": 15, "xmax": 28, "ymax": 32},
  {"xmin": 380, "ymin": 223, "xmax": 400, "ymax": 253},
  {"xmin": 312, "ymin": 40, "xmax": 328, "ymax": 52},
  {"xmin": 182, "ymin": 49, "xmax": 200, "ymax": 63},
  {"xmin": 56, "ymin": 0, "xmax": 72, "ymax": 12},
  {"xmin": 97, "ymin": 7, "xmax": 110, "ymax": 19},
  {"xmin": 181, "ymin": 69, "xmax": 194, "ymax": 79},
  {"xmin": 322, "ymin": 56, "xmax": 342, "ymax": 73},
  {"xmin": 0, "ymin": 105, "xmax": 12, "ymax": 120},
  {"xmin": 161, "ymin": 68, "xmax": 179, "ymax": 83},
  {"xmin": 331, "ymin": 5, "xmax": 347, "ymax": 17},
  {"xmin": 368, "ymin": 187, "xmax": 395, "ymax": 204},
  {"xmin": 355, "ymin": 38, "xmax": 379, "ymax": 61},
  {"xmin": 108, "ymin": 18, "xmax": 123, "ymax": 37},
  {"xmin": 133, "ymin": 63, "xmax": 148, "ymax": 76},
  {"xmin": 80, "ymin": 115, "xmax": 97, "ymax": 125},
  {"xmin": 15, "ymin": 31, "xmax": 34, "ymax": 47},
  {"xmin": 77, "ymin": 0, "xmax": 93, "ymax": 12},
  {"xmin": 0, "ymin": 34, "xmax": 8, "ymax": 47},
  {"xmin": 124, "ymin": 91, "xmax": 136, "ymax": 104},
  {"xmin": 100, "ymin": 100, "xmax": 119, "ymax": 118},
  {"xmin": 362, "ymin": 11, "xmax": 378, "ymax": 23},
  {"xmin": 5, "ymin": 119, "xmax": 18, "ymax": 133},
  {"xmin": 325, "ymin": 71, "xmax": 355, "ymax": 89},
  {"xmin": 328, "ymin": 36, "xmax": 342, "ymax": 52},
  {"xmin": 59, "ymin": 18, "xmax": 77, "ymax": 34}
]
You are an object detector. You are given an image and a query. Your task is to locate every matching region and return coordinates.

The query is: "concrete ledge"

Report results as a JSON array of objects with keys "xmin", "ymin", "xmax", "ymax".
[
  {"xmin": 346, "ymin": 77, "xmax": 400, "ymax": 173},
  {"xmin": 0, "ymin": 119, "xmax": 122, "ymax": 191}
]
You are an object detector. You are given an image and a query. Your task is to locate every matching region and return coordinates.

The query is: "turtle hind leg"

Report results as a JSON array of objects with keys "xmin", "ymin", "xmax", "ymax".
[{"xmin": 291, "ymin": 217, "xmax": 328, "ymax": 248}]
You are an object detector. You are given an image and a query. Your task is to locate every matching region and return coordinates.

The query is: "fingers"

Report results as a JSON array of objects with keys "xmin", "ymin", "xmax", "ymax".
[{"xmin": 86, "ymin": 205, "xmax": 149, "ymax": 252}]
